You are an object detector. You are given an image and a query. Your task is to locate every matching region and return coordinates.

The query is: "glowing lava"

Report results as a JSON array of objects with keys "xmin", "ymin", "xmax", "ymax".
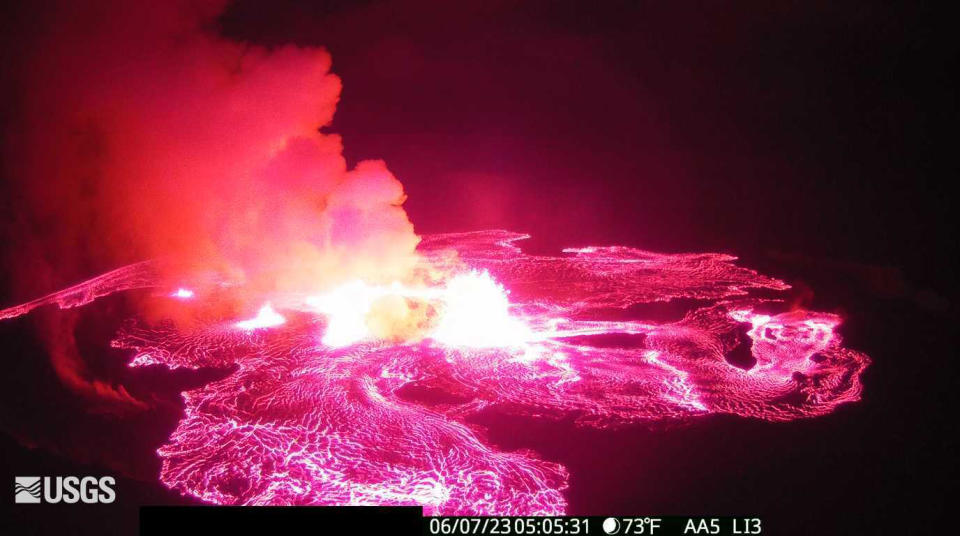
[
  {"xmin": 0, "ymin": 231, "xmax": 870, "ymax": 515},
  {"xmin": 431, "ymin": 270, "xmax": 533, "ymax": 348},
  {"xmin": 235, "ymin": 303, "xmax": 286, "ymax": 331},
  {"xmin": 305, "ymin": 270, "xmax": 531, "ymax": 348},
  {"xmin": 171, "ymin": 288, "xmax": 195, "ymax": 299}
]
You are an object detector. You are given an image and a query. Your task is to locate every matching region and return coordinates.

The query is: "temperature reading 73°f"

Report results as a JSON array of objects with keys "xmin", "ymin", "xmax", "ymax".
[{"xmin": 603, "ymin": 517, "xmax": 662, "ymax": 534}]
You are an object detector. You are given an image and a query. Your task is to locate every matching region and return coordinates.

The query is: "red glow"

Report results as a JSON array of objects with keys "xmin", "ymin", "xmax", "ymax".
[{"xmin": 0, "ymin": 230, "xmax": 869, "ymax": 514}]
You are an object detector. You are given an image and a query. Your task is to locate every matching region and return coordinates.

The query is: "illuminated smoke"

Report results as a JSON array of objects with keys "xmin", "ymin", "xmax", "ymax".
[
  {"xmin": 1, "ymin": 1, "xmax": 420, "ymax": 404},
  {"xmin": 0, "ymin": 231, "xmax": 870, "ymax": 514}
]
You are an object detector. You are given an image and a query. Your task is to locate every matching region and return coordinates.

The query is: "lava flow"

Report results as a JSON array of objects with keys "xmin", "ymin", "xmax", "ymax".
[{"xmin": 0, "ymin": 230, "xmax": 870, "ymax": 515}]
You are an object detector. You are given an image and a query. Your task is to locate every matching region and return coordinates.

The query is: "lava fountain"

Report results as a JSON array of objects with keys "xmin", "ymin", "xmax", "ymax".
[{"xmin": 0, "ymin": 230, "xmax": 869, "ymax": 515}]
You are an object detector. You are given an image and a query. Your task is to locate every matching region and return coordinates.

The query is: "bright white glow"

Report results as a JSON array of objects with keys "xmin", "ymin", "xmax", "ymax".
[
  {"xmin": 307, "ymin": 270, "xmax": 532, "ymax": 348},
  {"xmin": 431, "ymin": 270, "xmax": 532, "ymax": 347},
  {"xmin": 235, "ymin": 303, "xmax": 285, "ymax": 331},
  {"xmin": 171, "ymin": 288, "xmax": 194, "ymax": 299},
  {"xmin": 307, "ymin": 281, "xmax": 383, "ymax": 347}
]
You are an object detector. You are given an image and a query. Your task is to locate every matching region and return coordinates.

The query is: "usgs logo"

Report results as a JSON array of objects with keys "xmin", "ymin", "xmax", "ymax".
[{"xmin": 14, "ymin": 476, "xmax": 116, "ymax": 504}]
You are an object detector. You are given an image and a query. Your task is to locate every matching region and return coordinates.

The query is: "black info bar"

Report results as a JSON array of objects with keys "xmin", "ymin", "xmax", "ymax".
[{"xmin": 141, "ymin": 507, "xmax": 764, "ymax": 536}]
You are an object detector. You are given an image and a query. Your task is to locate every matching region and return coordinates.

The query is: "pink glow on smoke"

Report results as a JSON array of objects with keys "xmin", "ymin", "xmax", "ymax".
[{"xmin": 0, "ymin": 231, "xmax": 870, "ymax": 514}]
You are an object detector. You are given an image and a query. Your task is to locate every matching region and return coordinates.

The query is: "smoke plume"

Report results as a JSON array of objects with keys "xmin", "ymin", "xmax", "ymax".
[{"xmin": 1, "ymin": 0, "xmax": 420, "ymax": 406}]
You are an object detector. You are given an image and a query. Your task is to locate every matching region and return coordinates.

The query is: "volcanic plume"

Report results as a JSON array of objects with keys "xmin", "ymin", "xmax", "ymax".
[{"xmin": 2, "ymin": 0, "xmax": 419, "ymax": 406}]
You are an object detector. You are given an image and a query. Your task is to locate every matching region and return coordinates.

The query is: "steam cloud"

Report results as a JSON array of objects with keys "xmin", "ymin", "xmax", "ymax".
[{"xmin": 2, "ymin": 0, "xmax": 420, "ymax": 407}]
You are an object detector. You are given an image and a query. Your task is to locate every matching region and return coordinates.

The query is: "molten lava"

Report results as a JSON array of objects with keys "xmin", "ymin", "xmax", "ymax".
[
  {"xmin": 234, "ymin": 304, "xmax": 286, "ymax": 331},
  {"xmin": 0, "ymin": 230, "xmax": 869, "ymax": 514},
  {"xmin": 304, "ymin": 270, "xmax": 531, "ymax": 348}
]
